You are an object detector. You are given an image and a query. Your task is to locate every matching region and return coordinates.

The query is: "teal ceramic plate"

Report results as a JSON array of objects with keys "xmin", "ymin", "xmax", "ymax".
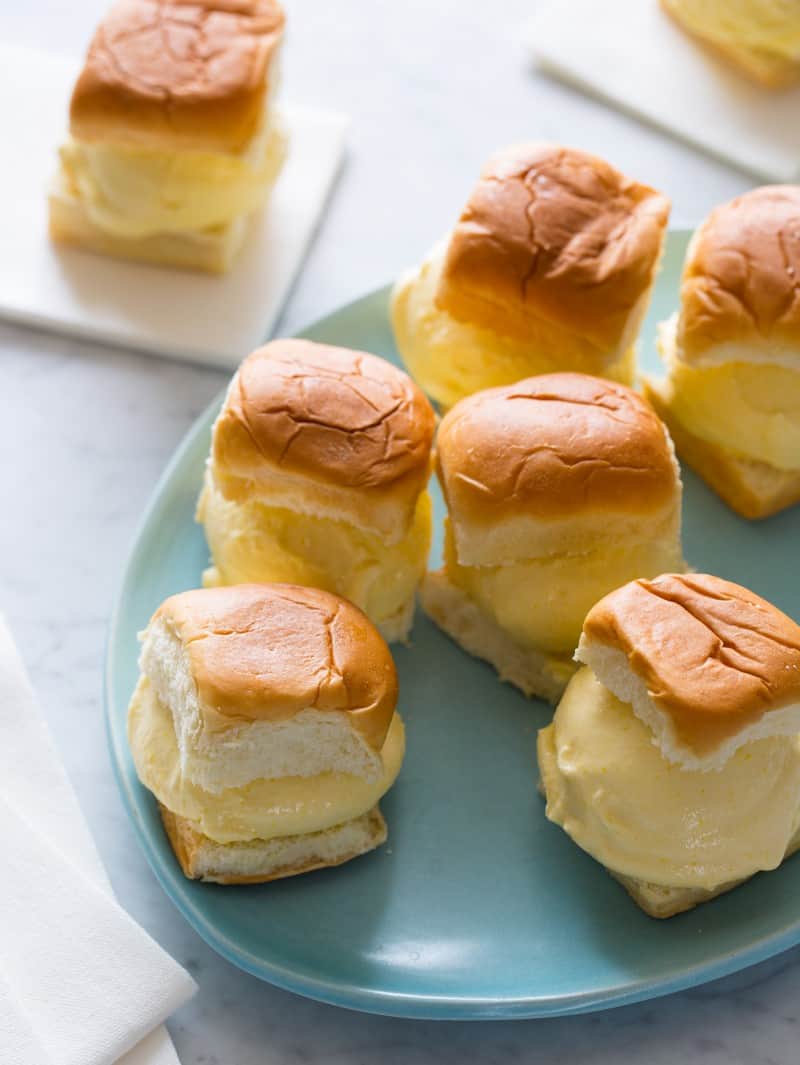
[{"xmin": 106, "ymin": 231, "xmax": 800, "ymax": 1019}]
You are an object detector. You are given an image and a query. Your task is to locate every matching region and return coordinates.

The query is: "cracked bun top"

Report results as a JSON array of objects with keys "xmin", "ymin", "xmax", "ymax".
[
  {"xmin": 210, "ymin": 339, "xmax": 436, "ymax": 537},
  {"xmin": 676, "ymin": 186, "xmax": 800, "ymax": 366},
  {"xmin": 436, "ymin": 373, "xmax": 679, "ymax": 526},
  {"xmin": 579, "ymin": 573, "xmax": 800, "ymax": 766},
  {"xmin": 219, "ymin": 339, "xmax": 435, "ymax": 490},
  {"xmin": 69, "ymin": 0, "xmax": 285, "ymax": 152},
  {"xmin": 154, "ymin": 583, "xmax": 398, "ymax": 749},
  {"xmin": 435, "ymin": 142, "xmax": 670, "ymax": 353}
]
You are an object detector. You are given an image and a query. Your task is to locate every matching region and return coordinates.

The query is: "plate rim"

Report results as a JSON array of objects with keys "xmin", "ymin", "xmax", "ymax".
[{"xmin": 105, "ymin": 246, "xmax": 800, "ymax": 1020}]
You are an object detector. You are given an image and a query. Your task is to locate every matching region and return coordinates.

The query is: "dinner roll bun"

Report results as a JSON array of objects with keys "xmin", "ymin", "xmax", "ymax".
[
  {"xmin": 210, "ymin": 338, "xmax": 436, "ymax": 541},
  {"xmin": 577, "ymin": 573, "xmax": 800, "ymax": 770},
  {"xmin": 391, "ymin": 143, "xmax": 669, "ymax": 407},
  {"xmin": 139, "ymin": 583, "xmax": 398, "ymax": 793},
  {"xmin": 436, "ymin": 372, "xmax": 681, "ymax": 567}
]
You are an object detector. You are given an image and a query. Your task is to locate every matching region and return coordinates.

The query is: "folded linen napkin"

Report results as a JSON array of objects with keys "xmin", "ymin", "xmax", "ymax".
[{"xmin": 0, "ymin": 615, "xmax": 196, "ymax": 1065}]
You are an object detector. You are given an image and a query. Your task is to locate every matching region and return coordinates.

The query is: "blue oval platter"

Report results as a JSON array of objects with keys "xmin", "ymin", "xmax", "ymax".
[{"xmin": 106, "ymin": 231, "xmax": 800, "ymax": 1019}]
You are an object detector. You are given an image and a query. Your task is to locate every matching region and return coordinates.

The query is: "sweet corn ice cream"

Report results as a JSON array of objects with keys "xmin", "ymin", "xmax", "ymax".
[
  {"xmin": 129, "ymin": 676, "xmax": 405, "ymax": 844},
  {"xmin": 658, "ymin": 316, "xmax": 800, "ymax": 471},
  {"xmin": 538, "ymin": 667, "xmax": 800, "ymax": 890},
  {"xmin": 202, "ymin": 339, "xmax": 437, "ymax": 643},
  {"xmin": 59, "ymin": 112, "xmax": 287, "ymax": 240},
  {"xmin": 198, "ymin": 472, "xmax": 433, "ymax": 640},
  {"xmin": 392, "ymin": 243, "xmax": 636, "ymax": 410},
  {"xmin": 667, "ymin": 0, "xmax": 800, "ymax": 51},
  {"xmin": 441, "ymin": 519, "xmax": 683, "ymax": 655},
  {"xmin": 661, "ymin": 0, "xmax": 800, "ymax": 87}
]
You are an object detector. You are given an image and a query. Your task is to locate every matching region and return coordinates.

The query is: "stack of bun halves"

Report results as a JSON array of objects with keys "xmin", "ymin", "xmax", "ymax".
[{"xmin": 113, "ymin": 69, "xmax": 800, "ymax": 910}]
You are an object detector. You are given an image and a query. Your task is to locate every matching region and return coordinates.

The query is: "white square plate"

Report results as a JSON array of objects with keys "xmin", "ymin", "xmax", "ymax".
[
  {"xmin": 0, "ymin": 44, "xmax": 348, "ymax": 368},
  {"xmin": 530, "ymin": 0, "xmax": 800, "ymax": 182}
]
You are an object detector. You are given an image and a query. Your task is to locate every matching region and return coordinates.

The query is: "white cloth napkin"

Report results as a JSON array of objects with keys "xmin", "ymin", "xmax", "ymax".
[
  {"xmin": 0, "ymin": 615, "xmax": 197, "ymax": 1065},
  {"xmin": 529, "ymin": 0, "xmax": 800, "ymax": 182}
]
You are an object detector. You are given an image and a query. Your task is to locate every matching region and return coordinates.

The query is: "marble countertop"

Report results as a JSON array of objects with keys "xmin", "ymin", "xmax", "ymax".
[{"xmin": 1, "ymin": 1, "xmax": 796, "ymax": 1062}]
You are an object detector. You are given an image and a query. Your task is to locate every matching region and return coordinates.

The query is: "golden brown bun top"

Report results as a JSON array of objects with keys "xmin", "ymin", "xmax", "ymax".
[
  {"xmin": 436, "ymin": 142, "xmax": 670, "ymax": 348},
  {"xmin": 436, "ymin": 373, "xmax": 678, "ymax": 523},
  {"xmin": 70, "ymin": 0, "xmax": 285, "ymax": 152},
  {"xmin": 584, "ymin": 573, "xmax": 800, "ymax": 744},
  {"xmin": 213, "ymin": 338, "xmax": 436, "ymax": 494},
  {"xmin": 678, "ymin": 186, "xmax": 800, "ymax": 363},
  {"xmin": 155, "ymin": 583, "xmax": 398, "ymax": 750}
]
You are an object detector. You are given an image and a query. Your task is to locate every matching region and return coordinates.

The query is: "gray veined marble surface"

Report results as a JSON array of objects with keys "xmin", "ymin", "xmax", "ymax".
[{"xmin": 1, "ymin": 1, "xmax": 797, "ymax": 1062}]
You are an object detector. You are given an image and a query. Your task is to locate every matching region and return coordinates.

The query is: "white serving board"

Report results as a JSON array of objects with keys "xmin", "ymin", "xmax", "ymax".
[
  {"xmin": 0, "ymin": 44, "xmax": 348, "ymax": 368},
  {"xmin": 530, "ymin": 0, "xmax": 800, "ymax": 182}
]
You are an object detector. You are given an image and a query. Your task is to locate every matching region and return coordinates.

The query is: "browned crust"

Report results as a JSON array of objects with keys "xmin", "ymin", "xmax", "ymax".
[
  {"xmin": 436, "ymin": 373, "xmax": 679, "ymax": 523},
  {"xmin": 70, "ymin": 0, "xmax": 285, "ymax": 152},
  {"xmin": 212, "ymin": 338, "xmax": 436, "ymax": 496},
  {"xmin": 583, "ymin": 573, "xmax": 800, "ymax": 757},
  {"xmin": 676, "ymin": 186, "xmax": 800, "ymax": 363},
  {"xmin": 436, "ymin": 142, "xmax": 670, "ymax": 350},
  {"xmin": 159, "ymin": 804, "xmax": 387, "ymax": 883},
  {"xmin": 154, "ymin": 583, "xmax": 398, "ymax": 751},
  {"xmin": 643, "ymin": 378, "xmax": 800, "ymax": 519},
  {"xmin": 660, "ymin": 0, "xmax": 800, "ymax": 89}
]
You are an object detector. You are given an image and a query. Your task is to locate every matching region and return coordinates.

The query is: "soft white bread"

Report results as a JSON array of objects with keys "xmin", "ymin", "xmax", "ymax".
[
  {"xmin": 643, "ymin": 375, "xmax": 800, "ymax": 519},
  {"xmin": 420, "ymin": 569, "xmax": 577, "ymax": 704},
  {"xmin": 209, "ymin": 339, "xmax": 436, "ymax": 543},
  {"xmin": 69, "ymin": 0, "xmax": 285, "ymax": 153},
  {"xmin": 138, "ymin": 583, "xmax": 398, "ymax": 793},
  {"xmin": 160, "ymin": 804, "xmax": 387, "ymax": 884},
  {"xmin": 577, "ymin": 573, "xmax": 800, "ymax": 771},
  {"xmin": 436, "ymin": 373, "xmax": 682, "ymax": 567},
  {"xmin": 660, "ymin": 0, "xmax": 800, "ymax": 89},
  {"xmin": 391, "ymin": 143, "xmax": 669, "ymax": 407}
]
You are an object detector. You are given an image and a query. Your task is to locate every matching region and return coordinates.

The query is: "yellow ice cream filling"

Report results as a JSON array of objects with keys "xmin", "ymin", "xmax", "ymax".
[
  {"xmin": 391, "ymin": 244, "xmax": 635, "ymax": 410},
  {"xmin": 58, "ymin": 113, "xmax": 287, "ymax": 239},
  {"xmin": 198, "ymin": 474, "xmax": 432, "ymax": 637},
  {"xmin": 442, "ymin": 521, "xmax": 683, "ymax": 655},
  {"xmin": 660, "ymin": 336, "xmax": 800, "ymax": 471},
  {"xmin": 539, "ymin": 667, "xmax": 800, "ymax": 890},
  {"xmin": 128, "ymin": 677, "xmax": 405, "ymax": 844},
  {"xmin": 666, "ymin": 0, "xmax": 800, "ymax": 59}
]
